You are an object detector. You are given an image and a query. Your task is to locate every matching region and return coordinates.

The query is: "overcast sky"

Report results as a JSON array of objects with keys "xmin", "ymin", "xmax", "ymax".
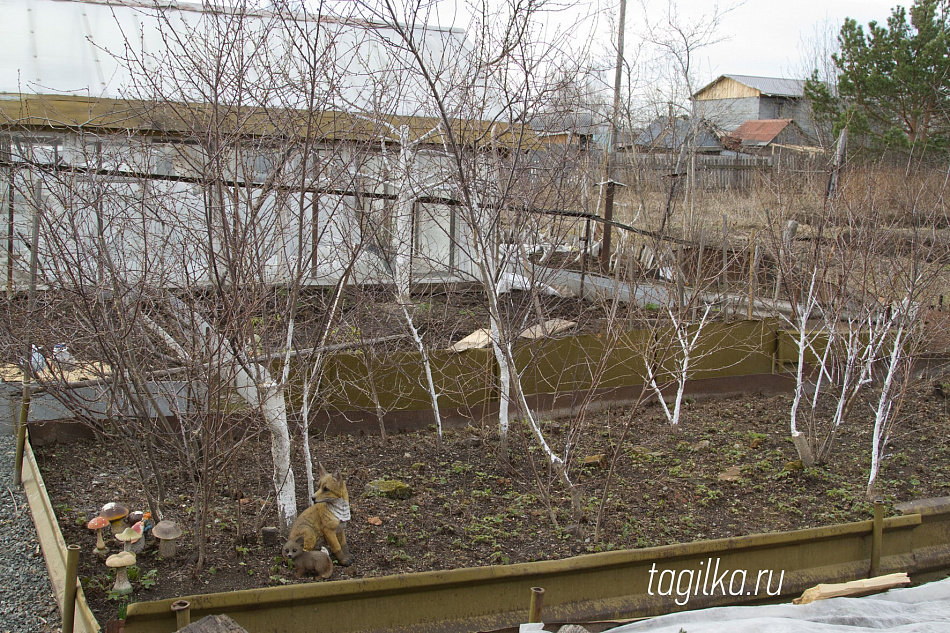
[
  {"xmin": 671, "ymin": 0, "xmax": 910, "ymax": 81},
  {"xmin": 430, "ymin": 0, "xmax": 910, "ymax": 84}
]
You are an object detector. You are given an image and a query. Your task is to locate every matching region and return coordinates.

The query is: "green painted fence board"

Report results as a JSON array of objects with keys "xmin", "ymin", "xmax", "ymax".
[{"xmin": 289, "ymin": 320, "xmax": 785, "ymax": 416}]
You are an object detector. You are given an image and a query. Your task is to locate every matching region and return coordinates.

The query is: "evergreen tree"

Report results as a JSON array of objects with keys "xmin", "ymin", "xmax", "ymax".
[{"xmin": 825, "ymin": 0, "xmax": 950, "ymax": 153}]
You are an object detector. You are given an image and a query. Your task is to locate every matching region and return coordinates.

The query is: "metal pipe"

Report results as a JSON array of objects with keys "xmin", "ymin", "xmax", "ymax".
[
  {"xmin": 62, "ymin": 544, "xmax": 80, "ymax": 633},
  {"xmin": 528, "ymin": 586, "xmax": 545, "ymax": 624},
  {"xmin": 171, "ymin": 600, "xmax": 191, "ymax": 630},
  {"xmin": 721, "ymin": 214, "xmax": 730, "ymax": 322},
  {"xmin": 871, "ymin": 497, "xmax": 884, "ymax": 576}
]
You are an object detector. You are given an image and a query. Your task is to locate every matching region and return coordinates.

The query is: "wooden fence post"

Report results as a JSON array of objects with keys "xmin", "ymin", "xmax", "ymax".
[{"xmin": 721, "ymin": 214, "xmax": 729, "ymax": 322}]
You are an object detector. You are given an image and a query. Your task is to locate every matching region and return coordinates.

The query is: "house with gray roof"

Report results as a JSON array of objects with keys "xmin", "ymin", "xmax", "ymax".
[
  {"xmin": 691, "ymin": 74, "xmax": 816, "ymax": 141},
  {"xmin": 626, "ymin": 117, "xmax": 723, "ymax": 154}
]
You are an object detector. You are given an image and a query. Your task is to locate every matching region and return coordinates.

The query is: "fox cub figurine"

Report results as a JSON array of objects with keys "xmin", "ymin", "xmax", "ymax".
[
  {"xmin": 282, "ymin": 542, "xmax": 333, "ymax": 579},
  {"xmin": 284, "ymin": 464, "xmax": 353, "ymax": 565}
]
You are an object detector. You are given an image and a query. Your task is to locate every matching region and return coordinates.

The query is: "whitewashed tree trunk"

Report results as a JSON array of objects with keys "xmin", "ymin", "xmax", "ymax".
[
  {"xmin": 402, "ymin": 303, "xmax": 443, "ymax": 446},
  {"xmin": 786, "ymin": 272, "xmax": 821, "ymax": 467},
  {"xmin": 867, "ymin": 322, "xmax": 906, "ymax": 499},
  {"xmin": 490, "ymin": 315, "xmax": 510, "ymax": 453},
  {"xmin": 670, "ymin": 305, "xmax": 711, "ymax": 426},
  {"xmin": 391, "ymin": 126, "xmax": 414, "ymax": 302},
  {"xmin": 645, "ymin": 306, "xmax": 712, "ymax": 427},
  {"xmin": 160, "ymin": 296, "xmax": 298, "ymax": 529},
  {"xmin": 817, "ymin": 313, "xmax": 883, "ymax": 461},
  {"xmin": 234, "ymin": 374, "xmax": 297, "ymax": 529},
  {"xmin": 506, "ymin": 347, "xmax": 578, "ymax": 513},
  {"xmin": 385, "ymin": 124, "xmax": 444, "ymax": 446},
  {"xmin": 512, "ymin": 362, "xmax": 563, "ymax": 470}
]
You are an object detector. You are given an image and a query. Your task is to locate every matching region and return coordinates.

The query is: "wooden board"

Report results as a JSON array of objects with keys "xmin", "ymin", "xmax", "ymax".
[{"xmin": 794, "ymin": 573, "xmax": 911, "ymax": 605}]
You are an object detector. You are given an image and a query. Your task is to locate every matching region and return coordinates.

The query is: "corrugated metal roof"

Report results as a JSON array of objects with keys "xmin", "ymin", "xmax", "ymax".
[
  {"xmin": 529, "ymin": 110, "xmax": 598, "ymax": 135},
  {"xmin": 730, "ymin": 119, "xmax": 793, "ymax": 145},
  {"xmin": 722, "ymin": 75, "xmax": 806, "ymax": 97},
  {"xmin": 632, "ymin": 117, "xmax": 722, "ymax": 151}
]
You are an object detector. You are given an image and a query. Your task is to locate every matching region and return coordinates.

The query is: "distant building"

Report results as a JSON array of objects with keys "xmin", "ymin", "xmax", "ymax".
[
  {"xmin": 0, "ymin": 0, "xmax": 522, "ymax": 290},
  {"xmin": 529, "ymin": 111, "xmax": 599, "ymax": 151},
  {"xmin": 692, "ymin": 75, "xmax": 815, "ymax": 141},
  {"xmin": 724, "ymin": 119, "xmax": 816, "ymax": 155},
  {"xmin": 625, "ymin": 117, "xmax": 723, "ymax": 155}
]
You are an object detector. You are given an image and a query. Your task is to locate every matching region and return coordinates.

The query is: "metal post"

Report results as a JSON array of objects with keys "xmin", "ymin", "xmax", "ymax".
[
  {"xmin": 171, "ymin": 600, "xmax": 191, "ymax": 630},
  {"xmin": 579, "ymin": 217, "xmax": 590, "ymax": 298},
  {"xmin": 528, "ymin": 587, "xmax": 545, "ymax": 624},
  {"xmin": 870, "ymin": 497, "xmax": 884, "ymax": 577},
  {"xmin": 62, "ymin": 545, "xmax": 80, "ymax": 633},
  {"xmin": 721, "ymin": 214, "xmax": 729, "ymax": 321}
]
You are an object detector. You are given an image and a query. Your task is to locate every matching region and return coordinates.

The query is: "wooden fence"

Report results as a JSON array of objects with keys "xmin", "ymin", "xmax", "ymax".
[{"xmin": 628, "ymin": 151, "xmax": 822, "ymax": 190}]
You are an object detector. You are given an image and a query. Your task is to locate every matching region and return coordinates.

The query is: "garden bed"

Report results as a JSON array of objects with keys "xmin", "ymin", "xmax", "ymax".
[{"xmin": 33, "ymin": 384, "xmax": 950, "ymax": 626}]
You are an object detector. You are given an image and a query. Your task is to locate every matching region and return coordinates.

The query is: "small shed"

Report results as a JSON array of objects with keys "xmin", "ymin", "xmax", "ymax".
[{"xmin": 725, "ymin": 119, "xmax": 814, "ymax": 153}]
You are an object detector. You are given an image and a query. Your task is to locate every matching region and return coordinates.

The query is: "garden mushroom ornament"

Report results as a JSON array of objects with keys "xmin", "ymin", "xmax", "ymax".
[
  {"xmin": 153, "ymin": 520, "xmax": 182, "ymax": 558},
  {"xmin": 99, "ymin": 502, "xmax": 129, "ymax": 535},
  {"xmin": 106, "ymin": 551, "xmax": 136, "ymax": 595},
  {"xmin": 115, "ymin": 526, "xmax": 142, "ymax": 553},
  {"xmin": 130, "ymin": 521, "xmax": 146, "ymax": 554},
  {"xmin": 86, "ymin": 516, "xmax": 110, "ymax": 558}
]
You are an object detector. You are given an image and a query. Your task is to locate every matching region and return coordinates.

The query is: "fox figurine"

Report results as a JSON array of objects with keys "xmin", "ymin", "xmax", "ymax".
[
  {"xmin": 282, "ymin": 542, "xmax": 333, "ymax": 579},
  {"xmin": 283, "ymin": 464, "xmax": 353, "ymax": 566}
]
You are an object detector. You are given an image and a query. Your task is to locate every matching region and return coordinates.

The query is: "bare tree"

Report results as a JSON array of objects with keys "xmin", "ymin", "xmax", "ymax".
[
  {"xmin": 339, "ymin": 0, "xmax": 620, "ymax": 519},
  {"xmin": 638, "ymin": 0, "xmax": 729, "ymax": 238},
  {"xmin": 0, "ymin": 0, "xmax": 397, "ymax": 572}
]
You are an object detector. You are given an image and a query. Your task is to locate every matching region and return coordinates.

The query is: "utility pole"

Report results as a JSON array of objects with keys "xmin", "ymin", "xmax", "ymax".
[{"xmin": 600, "ymin": 0, "xmax": 626, "ymax": 272}]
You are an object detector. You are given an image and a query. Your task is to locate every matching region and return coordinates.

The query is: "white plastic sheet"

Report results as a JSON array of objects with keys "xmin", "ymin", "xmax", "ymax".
[{"xmin": 603, "ymin": 577, "xmax": 950, "ymax": 633}]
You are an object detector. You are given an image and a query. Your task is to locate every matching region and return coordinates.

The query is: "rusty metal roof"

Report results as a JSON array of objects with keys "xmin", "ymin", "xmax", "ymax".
[{"xmin": 730, "ymin": 119, "xmax": 793, "ymax": 146}]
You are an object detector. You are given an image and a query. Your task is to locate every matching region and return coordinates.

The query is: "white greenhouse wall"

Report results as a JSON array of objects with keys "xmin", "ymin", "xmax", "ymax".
[{"xmin": 0, "ymin": 131, "xmax": 480, "ymax": 291}]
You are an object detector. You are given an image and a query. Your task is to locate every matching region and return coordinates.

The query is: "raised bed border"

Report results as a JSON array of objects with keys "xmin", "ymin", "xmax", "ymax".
[
  {"xmin": 21, "ymin": 434, "xmax": 99, "ymax": 633},
  {"xmin": 23, "ymin": 428, "xmax": 950, "ymax": 633},
  {"xmin": 118, "ymin": 509, "xmax": 950, "ymax": 633}
]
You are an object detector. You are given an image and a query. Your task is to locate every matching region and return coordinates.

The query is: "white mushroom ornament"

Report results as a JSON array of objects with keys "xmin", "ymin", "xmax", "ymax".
[
  {"xmin": 152, "ymin": 520, "xmax": 182, "ymax": 558},
  {"xmin": 106, "ymin": 551, "xmax": 136, "ymax": 595},
  {"xmin": 86, "ymin": 516, "xmax": 110, "ymax": 558}
]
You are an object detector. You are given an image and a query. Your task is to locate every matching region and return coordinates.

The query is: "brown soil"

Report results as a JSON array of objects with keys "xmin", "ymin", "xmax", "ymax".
[{"xmin": 34, "ymin": 384, "xmax": 950, "ymax": 626}]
